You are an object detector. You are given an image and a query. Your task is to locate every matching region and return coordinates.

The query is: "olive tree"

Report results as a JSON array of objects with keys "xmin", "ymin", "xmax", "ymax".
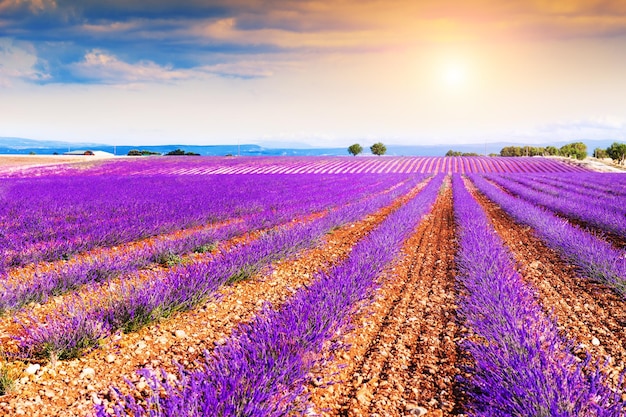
[
  {"xmin": 607, "ymin": 142, "xmax": 626, "ymax": 165},
  {"xmin": 347, "ymin": 143, "xmax": 363, "ymax": 156},
  {"xmin": 370, "ymin": 142, "xmax": 387, "ymax": 156}
]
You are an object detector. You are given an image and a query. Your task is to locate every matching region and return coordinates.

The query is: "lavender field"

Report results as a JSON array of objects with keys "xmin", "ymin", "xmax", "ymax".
[{"xmin": 0, "ymin": 156, "xmax": 625, "ymax": 417}]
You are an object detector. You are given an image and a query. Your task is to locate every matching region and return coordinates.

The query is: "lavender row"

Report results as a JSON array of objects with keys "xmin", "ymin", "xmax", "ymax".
[
  {"xmin": 14, "ymin": 175, "xmax": 429, "ymax": 362},
  {"xmin": 531, "ymin": 172, "xmax": 626, "ymax": 198},
  {"xmin": 0, "ymin": 173, "xmax": 394, "ymax": 273},
  {"xmin": 495, "ymin": 173, "xmax": 626, "ymax": 215},
  {"xmin": 0, "ymin": 175, "xmax": 414, "ymax": 315},
  {"xmin": 98, "ymin": 174, "xmax": 444, "ymax": 416},
  {"xmin": 522, "ymin": 173, "xmax": 626, "ymax": 202},
  {"xmin": 453, "ymin": 175, "xmax": 624, "ymax": 416},
  {"xmin": 470, "ymin": 174, "xmax": 626, "ymax": 297},
  {"xmin": 485, "ymin": 174, "xmax": 626, "ymax": 239},
  {"xmin": 3, "ymin": 155, "xmax": 588, "ymax": 180}
]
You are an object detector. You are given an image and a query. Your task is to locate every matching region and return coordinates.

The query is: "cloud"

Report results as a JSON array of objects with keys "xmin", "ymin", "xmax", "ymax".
[
  {"xmin": 67, "ymin": 49, "xmax": 192, "ymax": 84},
  {"xmin": 65, "ymin": 49, "xmax": 287, "ymax": 84},
  {"xmin": 0, "ymin": 0, "xmax": 55, "ymax": 14},
  {"xmin": 0, "ymin": 38, "xmax": 50, "ymax": 86},
  {"xmin": 511, "ymin": 117, "xmax": 626, "ymax": 143},
  {"xmin": 3, "ymin": 0, "xmax": 626, "ymax": 86}
]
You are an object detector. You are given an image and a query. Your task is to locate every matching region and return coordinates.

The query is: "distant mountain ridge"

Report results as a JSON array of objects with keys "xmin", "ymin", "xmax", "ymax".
[{"xmin": 0, "ymin": 137, "xmax": 620, "ymax": 157}]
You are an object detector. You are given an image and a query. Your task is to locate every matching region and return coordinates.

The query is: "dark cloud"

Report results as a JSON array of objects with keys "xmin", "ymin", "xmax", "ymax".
[{"xmin": 56, "ymin": 0, "xmax": 232, "ymax": 21}]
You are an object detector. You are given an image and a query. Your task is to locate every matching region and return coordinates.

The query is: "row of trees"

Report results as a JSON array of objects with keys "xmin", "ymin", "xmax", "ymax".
[
  {"xmin": 445, "ymin": 150, "xmax": 480, "ymax": 157},
  {"xmin": 500, "ymin": 142, "xmax": 587, "ymax": 160},
  {"xmin": 127, "ymin": 149, "xmax": 161, "ymax": 156},
  {"xmin": 347, "ymin": 142, "xmax": 387, "ymax": 156},
  {"xmin": 594, "ymin": 142, "xmax": 626, "ymax": 165}
]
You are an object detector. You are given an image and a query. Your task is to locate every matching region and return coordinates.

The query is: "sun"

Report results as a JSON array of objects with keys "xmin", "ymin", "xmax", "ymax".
[{"xmin": 442, "ymin": 65, "xmax": 467, "ymax": 88}]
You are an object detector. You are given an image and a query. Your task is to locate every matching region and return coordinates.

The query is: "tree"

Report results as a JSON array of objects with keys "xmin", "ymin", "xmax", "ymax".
[
  {"xmin": 370, "ymin": 142, "xmax": 387, "ymax": 156},
  {"xmin": 348, "ymin": 143, "xmax": 363, "ymax": 156},
  {"xmin": 607, "ymin": 142, "xmax": 626, "ymax": 165},
  {"xmin": 545, "ymin": 146, "xmax": 559, "ymax": 156},
  {"xmin": 500, "ymin": 146, "xmax": 523, "ymax": 157},
  {"xmin": 559, "ymin": 142, "xmax": 587, "ymax": 160},
  {"xmin": 165, "ymin": 149, "xmax": 200, "ymax": 156},
  {"xmin": 593, "ymin": 147, "xmax": 608, "ymax": 159}
]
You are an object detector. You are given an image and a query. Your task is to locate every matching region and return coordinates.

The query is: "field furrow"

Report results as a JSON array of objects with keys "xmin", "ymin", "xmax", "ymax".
[{"xmin": 307, "ymin": 180, "xmax": 461, "ymax": 417}]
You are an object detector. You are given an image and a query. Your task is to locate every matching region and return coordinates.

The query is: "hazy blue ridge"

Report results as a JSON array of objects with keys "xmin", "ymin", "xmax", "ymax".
[{"xmin": 0, "ymin": 137, "xmax": 619, "ymax": 157}]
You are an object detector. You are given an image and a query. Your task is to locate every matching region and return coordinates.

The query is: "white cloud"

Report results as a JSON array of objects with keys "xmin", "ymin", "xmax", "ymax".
[
  {"xmin": 0, "ymin": 38, "xmax": 50, "ymax": 86},
  {"xmin": 510, "ymin": 117, "xmax": 626, "ymax": 143},
  {"xmin": 69, "ymin": 50, "xmax": 192, "ymax": 84},
  {"xmin": 68, "ymin": 49, "xmax": 290, "ymax": 84}
]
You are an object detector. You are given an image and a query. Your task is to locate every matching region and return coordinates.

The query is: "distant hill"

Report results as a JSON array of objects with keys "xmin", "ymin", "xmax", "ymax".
[{"xmin": 0, "ymin": 137, "xmax": 621, "ymax": 157}]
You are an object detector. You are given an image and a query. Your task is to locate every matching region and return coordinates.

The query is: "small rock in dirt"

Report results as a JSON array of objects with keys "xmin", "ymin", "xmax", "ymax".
[
  {"xmin": 91, "ymin": 392, "xmax": 102, "ymax": 406},
  {"xmin": 356, "ymin": 386, "xmax": 371, "ymax": 405},
  {"xmin": 105, "ymin": 354, "xmax": 116, "ymax": 363},
  {"xmin": 405, "ymin": 404, "xmax": 428, "ymax": 416},
  {"xmin": 591, "ymin": 337, "xmax": 601, "ymax": 346},
  {"xmin": 80, "ymin": 367, "xmax": 95, "ymax": 380},
  {"xmin": 25, "ymin": 364, "xmax": 40, "ymax": 375},
  {"xmin": 174, "ymin": 330, "xmax": 187, "ymax": 338}
]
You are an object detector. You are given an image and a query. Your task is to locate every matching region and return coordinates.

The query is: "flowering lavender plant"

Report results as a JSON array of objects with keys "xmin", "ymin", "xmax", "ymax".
[
  {"xmin": 453, "ymin": 175, "xmax": 624, "ymax": 416},
  {"xmin": 97, "ymin": 175, "xmax": 445, "ymax": 416}
]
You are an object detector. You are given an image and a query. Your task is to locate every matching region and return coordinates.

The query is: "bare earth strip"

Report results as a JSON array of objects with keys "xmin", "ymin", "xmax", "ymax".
[
  {"xmin": 0, "ymin": 179, "xmax": 426, "ymax": 416},
  {"xmin": 0, "ymin": 155, "xmax": 115, "ymax": 176},
  {"xmin": 307, "ymin": 183, "xmax": 464, "ymax": 417},
  {"xmin": 469, "ymin": 182, "xmax": 626, "ymax": 383}
]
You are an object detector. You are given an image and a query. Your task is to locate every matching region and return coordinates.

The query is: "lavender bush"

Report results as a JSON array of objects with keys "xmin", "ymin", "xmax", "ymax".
[
  {"xmin": 97, "ymin": 174, "xmax": 445, "ymax": 416},
  {"xmin": 453, "ymin": 175, "xmax": 625, "ymax": 416},
  {"xmin": 470, "ymin": 174, "xmax": 626, "ymax": 297},
  {"xmin": 0, "ymin": 172, "xmax": 399, "ymax": 274},
  {"xmin": 0, "ymin": 174, "xmax": 413, "ymax": 315},
  {"xmin": 485, "ymin": 174, "xmax": 626, "ymax": 238},
  {"xmin": 14, "ymin": 175, "xmax": 429, "ymax": 361}
]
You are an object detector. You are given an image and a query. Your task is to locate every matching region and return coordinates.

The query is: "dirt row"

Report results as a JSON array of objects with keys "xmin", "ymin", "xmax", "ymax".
[
  {"xmin": 0, "ymin": 179, "xmax": 427, "ymax": 416},
  {"xmin": 306, "ymin": 182, "xmax": 464, "ymax": 417}
]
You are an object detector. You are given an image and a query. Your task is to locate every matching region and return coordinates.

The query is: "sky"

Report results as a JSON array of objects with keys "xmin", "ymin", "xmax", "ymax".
[{"xmin": 1, "ymin": 0, "xmax": 626, "ymax": 147}]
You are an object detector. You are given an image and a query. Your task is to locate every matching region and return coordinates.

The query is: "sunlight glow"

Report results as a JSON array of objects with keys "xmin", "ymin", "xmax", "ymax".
[{"xmin": 442, "ymin": 65, "xmax": 467, "ymax": 88}]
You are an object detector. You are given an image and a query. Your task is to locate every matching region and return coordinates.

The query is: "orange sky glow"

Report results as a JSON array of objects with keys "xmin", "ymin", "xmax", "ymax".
[{"xmin": 0, "ymin": 0, "xmax": 625, "ymax": 147}]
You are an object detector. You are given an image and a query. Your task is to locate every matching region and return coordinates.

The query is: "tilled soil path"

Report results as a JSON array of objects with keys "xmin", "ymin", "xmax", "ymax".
[
  {"xmin": 469, "ymin": 180, "xmax": 626, "ymax": 382},
  {"xmin": 0, "ymin": 181, "xmax": 427, "ymax": 417},
  {"xmin": 307, "ymin": 183, "xmax": 464, "ymax": 417}
]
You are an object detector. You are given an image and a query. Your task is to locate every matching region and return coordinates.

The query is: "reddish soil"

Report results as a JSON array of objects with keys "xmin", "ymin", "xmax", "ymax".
[
  {"xmin": 469, "ymin": 181, "xmax": 626, "ymax": 383},
  {"xmin": 306, "ymin": 182, "xmax": 464, "ymax": 417}
]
